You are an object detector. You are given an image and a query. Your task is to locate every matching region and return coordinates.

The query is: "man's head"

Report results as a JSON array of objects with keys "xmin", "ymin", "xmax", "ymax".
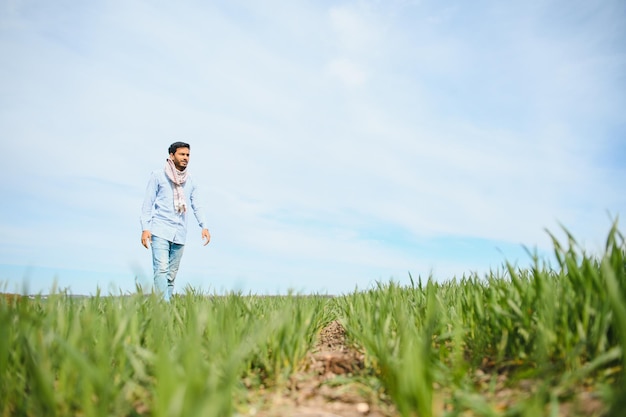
[{"xmin": 169, "ymin": 141, "xmax": 190, "ymax": 171}]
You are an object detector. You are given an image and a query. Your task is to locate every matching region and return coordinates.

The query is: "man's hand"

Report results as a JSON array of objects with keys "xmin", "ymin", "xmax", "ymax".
[
  {"xmin": 202, "ymin": 228, "xmax": 211, "ymax": 246},
  {"xmin": 141, "ymin": 230, "xmax": 152, "ymax": 249}
]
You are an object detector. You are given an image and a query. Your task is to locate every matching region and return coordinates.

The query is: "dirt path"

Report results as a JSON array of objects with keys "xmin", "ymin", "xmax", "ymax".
[
  {"xmin": 252, "ymin": 320, "xmax": 396, "ymax": 417},
  {"xmin": 248, "ymin": 321, "xmax": 609, "ymax": 417}
]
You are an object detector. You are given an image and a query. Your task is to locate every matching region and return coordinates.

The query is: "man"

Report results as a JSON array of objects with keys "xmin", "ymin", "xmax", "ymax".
[{"xmin": 140, "ymin": 142, "xmax": 211, "ymax": 301}]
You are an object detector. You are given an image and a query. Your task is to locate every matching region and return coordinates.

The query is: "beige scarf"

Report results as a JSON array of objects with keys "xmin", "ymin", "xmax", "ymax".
[{"xmin": 164, "ymin": 158, "xmax": 188, "ymax": 213}]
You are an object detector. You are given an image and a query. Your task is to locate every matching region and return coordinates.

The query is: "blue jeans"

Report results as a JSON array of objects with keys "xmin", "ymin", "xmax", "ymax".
[{"xmin": 151, "ymin": 235, "xmax": 185, "ymax": 301}]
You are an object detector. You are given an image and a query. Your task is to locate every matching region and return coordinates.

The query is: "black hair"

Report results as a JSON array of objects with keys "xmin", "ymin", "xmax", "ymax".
[{"xmin": 168, "ymin": 141, "xmax": 190, "ymax": 155}]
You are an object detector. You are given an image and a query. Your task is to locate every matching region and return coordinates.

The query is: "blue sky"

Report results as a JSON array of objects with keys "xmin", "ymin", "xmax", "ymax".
[{"xmin": 1, "ymin": 0, "xmax": 624, "ymax": 295}]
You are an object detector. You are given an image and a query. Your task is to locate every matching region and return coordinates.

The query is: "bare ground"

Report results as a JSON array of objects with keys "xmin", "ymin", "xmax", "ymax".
[
  {"xmin": 249, "ymin": 320, "xmax": 396, "ymax": 417},
  {"xmin": 245, "ymin": 321, "xmax": 611, "ymax": 417}
]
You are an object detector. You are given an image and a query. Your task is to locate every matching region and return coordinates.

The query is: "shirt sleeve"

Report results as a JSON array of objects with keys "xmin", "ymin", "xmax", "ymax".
[
  {"xmin": 189, "ymin": 178, "xmax": 208, "ymax": 229},
  {"xmin": 140, "ymin": 172, "xmax": 158, "ymax": 231}
]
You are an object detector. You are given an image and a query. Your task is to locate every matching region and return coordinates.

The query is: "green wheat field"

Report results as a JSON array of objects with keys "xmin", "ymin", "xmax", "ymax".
[{"xmin": 1, "ymin": 224, "xmax": 625, "ymax": 417}]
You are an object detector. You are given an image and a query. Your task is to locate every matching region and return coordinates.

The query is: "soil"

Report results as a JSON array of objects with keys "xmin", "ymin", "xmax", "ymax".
[
  {"xmin": 249, "ymin": 320, "xmax": 396, "ymax": 417},
  {"xmin": 246, "ymin": 321, "xmax": 610, "ymax": 417}
]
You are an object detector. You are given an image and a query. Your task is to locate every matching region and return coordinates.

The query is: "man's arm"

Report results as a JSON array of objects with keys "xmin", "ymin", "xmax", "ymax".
[
  {"xmin": 189, "ymin": 178, "xmax": 210, "ymax": 246},
  {"xmin": 140, "ymin": 172, "xmax": 158, "ymax": 249},
  {"xmin": 141, "ymin": 230, "xmax": 152, "ymax": 249},
  {"xmin": 201, "ymin": 228, "xmax": 211, "ymax": 246}
]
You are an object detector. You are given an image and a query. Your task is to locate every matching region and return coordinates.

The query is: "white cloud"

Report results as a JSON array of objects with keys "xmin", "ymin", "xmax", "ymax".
[
  {"xmin": 329, "ymin": 5, "xmax": 381, "ymax": 53},
  {"xmin": 1, "ymin": 0, "xmax": 624, "ymax": 295},
  {"xmin": 325, "ymin": 58, "xmax": 368, "ymax": 86}
]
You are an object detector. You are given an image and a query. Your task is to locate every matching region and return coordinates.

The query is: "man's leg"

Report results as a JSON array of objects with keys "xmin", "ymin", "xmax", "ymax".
[
  {"xmin": 151, "ymin": 236, "xmax": 171, "ymax": 300},
  {"xmin": 167, "ymin": 242, "xmax": 185, "ymax": 300}
]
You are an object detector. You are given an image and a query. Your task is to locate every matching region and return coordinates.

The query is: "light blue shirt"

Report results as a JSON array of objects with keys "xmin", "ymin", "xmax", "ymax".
[{"xmin": 140, "ymin": 170, "xmax": 207, "ymax": 244}]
